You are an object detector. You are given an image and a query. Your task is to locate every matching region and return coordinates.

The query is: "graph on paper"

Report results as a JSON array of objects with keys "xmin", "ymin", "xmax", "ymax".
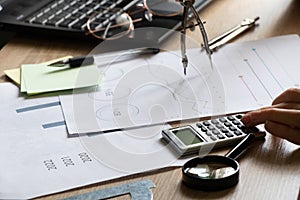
[
  {"xmin": 59, "ymin": 35, "xmax": 300, "ymax": 135},
  {"xmin": 14, "ymin": 98, "xmax": 66, "ymax": 129}
]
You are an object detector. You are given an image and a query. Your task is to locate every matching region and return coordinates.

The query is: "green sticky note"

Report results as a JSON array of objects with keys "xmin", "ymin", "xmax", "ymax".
[
  {"xmin": 5, "ymin": 56, "xmax": 73, "ymax": 88},
  {"xmin": 21, "ymin": 63, "xmax": 101, "ymax": 95}
]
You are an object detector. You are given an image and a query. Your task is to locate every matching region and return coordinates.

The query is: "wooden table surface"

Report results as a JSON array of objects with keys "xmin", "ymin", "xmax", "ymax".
[{"xmin": 0, "ymin": 0, "xmax": 299, "ymax": 199}]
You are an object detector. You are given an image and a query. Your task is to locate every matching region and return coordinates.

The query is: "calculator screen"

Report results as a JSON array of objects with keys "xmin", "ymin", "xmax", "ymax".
[{"xmin": 173, "ymin": 127, "xmax": 204, "ymax": 145}]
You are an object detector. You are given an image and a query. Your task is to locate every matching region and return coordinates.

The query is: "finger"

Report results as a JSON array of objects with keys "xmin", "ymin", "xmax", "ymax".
[
  {"xmin": 271, "ymin": 102, "xmax": 300, "ymax": 110},
  {"xmin": 273, "ymin": 88, "xmax": 300, "ymax": 105},
  {"xmin": 241, "ymin": 108, "xmax": 300, "ymax": 128},
  {"xmin": 251, "ymin": 102, "xmax": 300, "ymax": 115},
  {"xmin": 265, "ymin": 120, "xmax": 300, "ymax": 145},
  {"xmin": 252, "ymin": 102, "xmax": 300, "ymax": 111}
]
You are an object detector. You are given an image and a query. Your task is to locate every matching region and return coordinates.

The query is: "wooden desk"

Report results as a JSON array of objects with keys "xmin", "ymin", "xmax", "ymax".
[{"xmin": 0, "ymin": 0, "xmax": 299, "ymax": 199}]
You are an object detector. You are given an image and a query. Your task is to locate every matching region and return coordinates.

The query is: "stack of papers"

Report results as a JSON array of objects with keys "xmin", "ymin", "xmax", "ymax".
[
  {"xmin": 1, "ymin": 35, "xmax": 300, "ymax": 199},
  {"xmin": 0, "ymin": 82, "xmax": 189, "ymax": 199}
]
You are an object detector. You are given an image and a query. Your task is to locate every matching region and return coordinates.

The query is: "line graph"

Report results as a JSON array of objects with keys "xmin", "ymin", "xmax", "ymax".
[
  {"xmin": 16, "ymin": 101, "xmax": 60, "ymax": 113},
  {"xmin": 238, "ymin": 75, "xmax": 258, "ymax": 102},
  {"xmin": 252, "ymin": 48, "xmax": 284, "ymax": 90},
  {"xmin": 243, "ymin": 58, "xmax": 274, "ymax": 100},
  {"xmin": 16, "ymin": 101, "xmax": 66, "ymax": 129},
  {"xmin": 220, "ymin": 42, "xmax": 292, "ymax": 108},
  {"xmin": 42, "ymin": 121, "xmax": 66, "ymax": 129}
]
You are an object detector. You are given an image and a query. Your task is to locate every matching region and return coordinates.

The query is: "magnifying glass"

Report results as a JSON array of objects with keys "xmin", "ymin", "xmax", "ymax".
[{"xmin": 182, "ymin": 131, "xmax": 266, "ymax": 191}]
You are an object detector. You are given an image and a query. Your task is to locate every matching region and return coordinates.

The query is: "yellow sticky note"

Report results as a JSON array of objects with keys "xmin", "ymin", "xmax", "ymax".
[
  {"xmin": 4, "ymin": 56, "xmax": 72, "ymax": 87},
  {"xmin": 4, "ymin": 68, "xmax": 21, "ymax": 86},
  {"xmin": 21, "ymin": 63, "xmax": 101, "ymax": 95}
]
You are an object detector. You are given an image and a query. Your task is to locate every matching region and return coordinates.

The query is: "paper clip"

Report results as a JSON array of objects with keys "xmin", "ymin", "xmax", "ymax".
[{"xmin": 208, "ymin": 17, "xmax": 260, "ymax": 51}]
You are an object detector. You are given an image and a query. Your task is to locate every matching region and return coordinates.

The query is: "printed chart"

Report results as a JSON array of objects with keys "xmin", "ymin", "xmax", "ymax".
[
  {"xmin": 0, "ymin": 83, "xmax": 188, "ymax": 199},
  {"xmin": 60, "ymin": 35, "xmax": 300, "ymax": 136}
]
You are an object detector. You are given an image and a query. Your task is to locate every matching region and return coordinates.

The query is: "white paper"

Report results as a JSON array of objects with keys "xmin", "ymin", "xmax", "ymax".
[
  {"xmin": 60, "ymin": 35, "xmax": 300, "ymax": 136},
  {"xmin": 0, "ymin": 83, "xmax": 190, "ymax": 199}
]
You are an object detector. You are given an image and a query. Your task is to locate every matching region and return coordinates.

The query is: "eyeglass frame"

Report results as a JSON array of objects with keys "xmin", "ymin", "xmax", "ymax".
[{"xmin": 86, "ymin": 0, "xmax": 183, "ymax": 40}]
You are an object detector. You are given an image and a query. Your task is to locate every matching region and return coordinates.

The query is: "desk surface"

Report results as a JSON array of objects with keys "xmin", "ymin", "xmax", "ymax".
[{"xmin": 0, "ymin": 0, "xmax": 299, "ymax": 199}]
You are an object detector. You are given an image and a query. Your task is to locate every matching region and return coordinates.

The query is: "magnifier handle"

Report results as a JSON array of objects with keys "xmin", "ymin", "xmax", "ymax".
[{"xmin": 225, "ymin": 133, "xmax": 256, "ymax": 160}]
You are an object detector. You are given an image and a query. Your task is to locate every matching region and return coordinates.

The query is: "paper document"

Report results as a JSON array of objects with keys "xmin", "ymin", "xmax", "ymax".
[
  {"xmin": 0, "ymin": 83, "xmax": 189, "ymax": 199},
  {"xmin": 60, "ymin": 35, "xmax": 300, "ymax": 136}
]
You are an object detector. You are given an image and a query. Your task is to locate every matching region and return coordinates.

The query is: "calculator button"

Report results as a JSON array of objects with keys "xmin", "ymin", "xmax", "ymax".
[
  {"xmin": 225, "ymin": 132, "xmax": 234, "ymax": 137},
  {"xmin": 208, "ymin": 125, "xmax": 215, "ymax": 130},
  {"xmin": 237, "ymin": 124, "xmax": 246, "ymax": 130},
  {"xmin": 221, "ymin": 128, "xmax": 229, "ymax": 133},
  {"xmin": 210, "ymin": 136, "xmax": 217, "ymax": 141},
  {"xmin": 227, "ymin": 116, "xmax": 235, "ymax": 121},
  {"xmin": 235, "ymin": 114, "xmax": 243, "ymax": 119},
  {"xmin": 217, "ymin": 134, "xmax": 225, "ymax": 139},
  {"xmin": 211, "ymin": 119, "xmax": 219, "ymax": 124},
  {"xmin": 229, "ymin": 126, "xmax": 237, "ymax": 131},
  {"xmin": 232, "ymin": 120, "xmax": 241, "ymax": 125},
  {"xmin": 196, "ymin": 123, "xmax": 203, "ymax": 128},
  {"xmin": 219, "ymin": 118, "xmax": 227, "ymax": 123},
  {"xmin": 201, "ymin": 127, "xmax": 208, "ymax": 132},
  {"xmin": 206, "ymin": 131, "xmax": 213, "ymax": 136},
  {"xmin": 203, "ymin": 121, "xmax": 211, "ymax": 126},
  {"xmin": 234, "ymin": 130, "xmax": 243, "ymax": 136},
  {"xmin": 216, "ymin": 124, "xmax": 224, "ymax": 129},
  {"xmin": 224, "ymin": 122, "xmax": 232, "ymax": 127},
  {"xmin": 212, "ymin": 130, "xmax": 220, "ymax": 135}
]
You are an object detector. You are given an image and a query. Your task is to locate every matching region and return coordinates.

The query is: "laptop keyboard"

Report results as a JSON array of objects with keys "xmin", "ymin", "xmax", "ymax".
[{"xmin": 25, "ymin": 0, "xmax": 133, "ymax": 31}]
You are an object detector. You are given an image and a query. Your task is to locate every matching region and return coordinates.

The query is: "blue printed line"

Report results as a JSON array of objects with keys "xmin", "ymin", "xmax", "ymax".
[
  {"xmin": 244, "ymin": 58, "xmax": 273, "ymax": 99},
  {"xmin": 16, "ymin": 101, "xmax": 60, "ymax": 113},
  {"xmin": 252, "ymin": 48, "xmax": 284, "ymax": 90},
  {"xmin": 42, "ymin": 121, "xmax": 66, "ymax": 129}
]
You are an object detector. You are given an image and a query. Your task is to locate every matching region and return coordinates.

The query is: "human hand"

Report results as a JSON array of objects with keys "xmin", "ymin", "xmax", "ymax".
[{"xmin": 241, "ymin": 88, "xmax": 300, "ymax": 145}]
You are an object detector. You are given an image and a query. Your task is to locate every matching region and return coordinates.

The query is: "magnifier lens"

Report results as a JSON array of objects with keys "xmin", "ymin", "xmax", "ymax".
[
  {"xmin": 185, "ymin": 163, "xmax": 236, "ymax": 179},
  {"xmin": 182, "ymin": 133, "xmax": 265, "ymax": 191},
  {"xmin": 182, "ymin": 156, "xmax": 239, "ymax": 191}
]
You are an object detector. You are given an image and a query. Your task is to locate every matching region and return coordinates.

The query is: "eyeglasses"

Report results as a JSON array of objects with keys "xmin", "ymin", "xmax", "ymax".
[
  {"xmin": 86, "ymin": 0, "xmax": 183, "ymax": 40},
  {"xmin": 86, "ymin": 0, "xmax": 212, "ymax": 75}
]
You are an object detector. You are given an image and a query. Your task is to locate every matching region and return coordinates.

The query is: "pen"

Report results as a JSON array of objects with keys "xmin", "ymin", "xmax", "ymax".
[
  {"xmin": 208, "ymin": 17, "xmax": 260, "ymax": 51},
  {"xmin": 47, "ymin": 47, "xmax": 160, "ymax": 68}
]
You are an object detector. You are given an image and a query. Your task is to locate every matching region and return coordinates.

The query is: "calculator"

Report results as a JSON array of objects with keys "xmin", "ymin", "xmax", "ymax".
[{"xmin": 162, "ymin": 114, "xmax": 264, "ymax": 156}]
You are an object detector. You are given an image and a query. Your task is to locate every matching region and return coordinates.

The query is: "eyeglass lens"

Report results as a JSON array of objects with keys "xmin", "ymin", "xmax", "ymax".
[{"xmin": 144, "ymin": 0, "xmax": 182, "ymax": 16}]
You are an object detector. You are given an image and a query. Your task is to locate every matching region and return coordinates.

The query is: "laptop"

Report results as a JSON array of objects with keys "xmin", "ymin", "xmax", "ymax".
[{"xmin": 0, "ymin": 0, "xmax": 210, "ymax": 44}]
